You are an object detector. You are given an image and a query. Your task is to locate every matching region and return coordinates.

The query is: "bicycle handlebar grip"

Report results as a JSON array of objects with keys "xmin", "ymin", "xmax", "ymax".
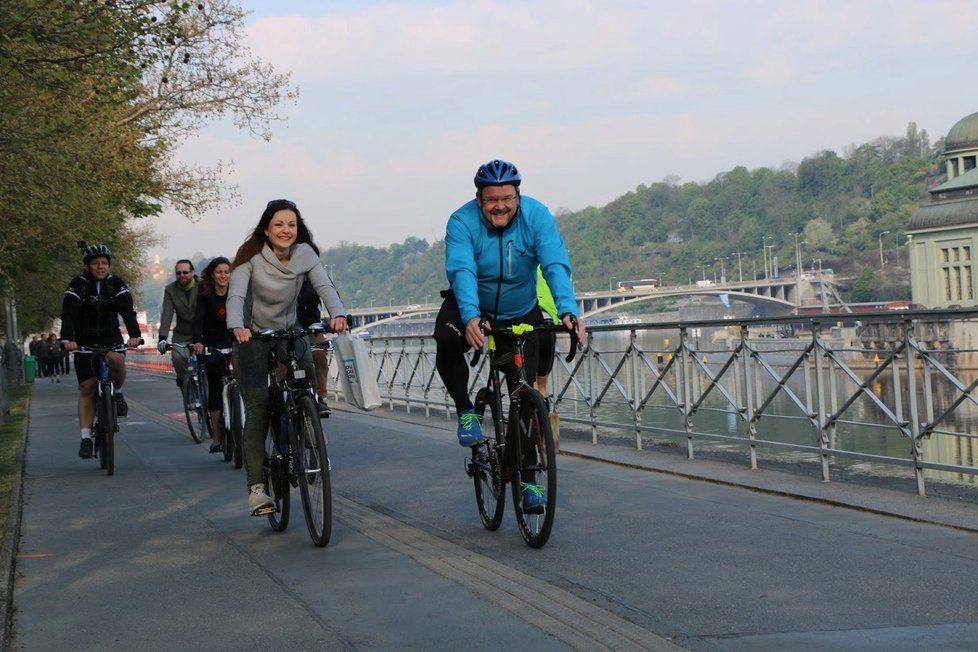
[{"xmin": 562, "ymin": 315, "xmax": 579, "ymax": 364}]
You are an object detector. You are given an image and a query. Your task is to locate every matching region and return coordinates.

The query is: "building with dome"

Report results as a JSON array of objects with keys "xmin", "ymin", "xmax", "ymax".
[{"xmin": 907, "ymin": 111, "xmax": 978, "ymax": 307}]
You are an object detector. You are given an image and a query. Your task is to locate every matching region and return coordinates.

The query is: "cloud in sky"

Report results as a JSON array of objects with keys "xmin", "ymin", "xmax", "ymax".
[{"xmin": 151, "ymin": 0, "xmax": 978, "ymax": 261}]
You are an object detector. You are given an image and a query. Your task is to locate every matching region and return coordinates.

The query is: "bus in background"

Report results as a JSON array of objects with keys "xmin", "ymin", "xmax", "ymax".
[{"xmin": 617, "ymin": 278, "xmax": 658, "ymax": 292}]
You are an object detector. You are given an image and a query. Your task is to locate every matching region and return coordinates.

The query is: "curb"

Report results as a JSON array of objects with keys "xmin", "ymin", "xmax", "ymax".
[{"xmin": 0, "ymin": 387, "xmax": 28, "ymax": 651}]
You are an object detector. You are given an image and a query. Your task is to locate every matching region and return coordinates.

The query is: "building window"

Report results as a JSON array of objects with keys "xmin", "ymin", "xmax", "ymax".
[
  {"xmin": 940, "ymin": 245, "xmax": 974, "ymax": 302},
  {"xmin": 965, "ymin": 156, "xmax": 977, "ymax": 173}
]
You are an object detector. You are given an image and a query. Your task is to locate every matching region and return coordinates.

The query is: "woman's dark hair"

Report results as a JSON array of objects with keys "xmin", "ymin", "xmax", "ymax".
[
  {"xmin": 231, "ymin": 199, "xmax": 319, "ymax": 269},
  {"xmin": 198, "ymin": 256, "xmax": 231, "ymax": 297}
]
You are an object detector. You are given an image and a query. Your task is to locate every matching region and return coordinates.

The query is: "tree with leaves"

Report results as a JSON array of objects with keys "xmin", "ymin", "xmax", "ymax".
[{"xmin": 0, "ymin": 0, "xmax": 297, "ymax": 334}]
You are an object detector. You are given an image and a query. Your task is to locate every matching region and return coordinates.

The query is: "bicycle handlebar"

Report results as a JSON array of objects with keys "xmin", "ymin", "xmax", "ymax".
[
  {"xmin": 73, "ymin": 339, "xmax": 143, "ymax": 355},
  {"xmin": 469, "ymin": 318, "xmax": 579, "ymax": 368},
  {"xmin": 254, "ymin": 324, "xmax": 325, "ymax": 342}
]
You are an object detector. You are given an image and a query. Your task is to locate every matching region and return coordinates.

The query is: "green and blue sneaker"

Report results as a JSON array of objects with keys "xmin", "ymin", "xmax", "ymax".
[
  {"xmin": 521, "ymin": 482, "xmax": 546, "ymax": 514},
  {"xmin": 456, "ymin": 409, "xmax": 485, "ymax": 447}
]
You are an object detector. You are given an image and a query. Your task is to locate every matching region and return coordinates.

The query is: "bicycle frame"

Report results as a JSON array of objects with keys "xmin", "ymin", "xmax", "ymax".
[
  {"xmin": 468, "ymin": 320, "xmax": 578, "ymax": 548},
  {"xmin": 255, "ymin": 324, "xmax": 333, "ymax": 547},
  {"xmin": 74, "ymin": 343, "xmax": 128, "ymax": 476}
]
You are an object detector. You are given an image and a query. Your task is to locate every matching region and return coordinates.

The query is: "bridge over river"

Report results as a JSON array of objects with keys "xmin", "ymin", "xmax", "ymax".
[{"xmin": 347, "ymin": 274, "xmax": 837, "ymax": 331}]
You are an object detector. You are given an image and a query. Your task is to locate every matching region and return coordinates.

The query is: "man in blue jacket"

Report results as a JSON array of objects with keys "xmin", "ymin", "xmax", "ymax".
[{"xmin": 434, "ymin": 159, "xmax": 586, "ymax": 462}]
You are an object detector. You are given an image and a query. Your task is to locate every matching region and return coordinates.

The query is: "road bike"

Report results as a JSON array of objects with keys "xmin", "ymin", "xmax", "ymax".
[
  {"xmin": 254, "ymin": 324, "xmax": 332, "ymax": 547},
  {"xmin": 164, "ymin": 342, "xmax": 210, "ymax": 444},
  {"xmin": 198, "ymin": 346, "xmax": 244, "ymax": 467},
  {"xmin": 465, "ymin": 319, "xmax": 578, "ymax": 548},
  {"xmin": 74, "ymin": 341, "xmax": 142, "ymax": 476},
  {"xmin": 212, "ymin": 347, "xmax": 244, "ymax": 468}
]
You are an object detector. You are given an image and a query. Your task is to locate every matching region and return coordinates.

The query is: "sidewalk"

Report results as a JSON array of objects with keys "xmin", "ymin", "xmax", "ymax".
[
  {"xmin": 6, "ymin": 374, "xmax": 978, "ymax": 650},
  {"xmin": 350, "ymin": 404, "xmax": 978, "ymax": 534}
]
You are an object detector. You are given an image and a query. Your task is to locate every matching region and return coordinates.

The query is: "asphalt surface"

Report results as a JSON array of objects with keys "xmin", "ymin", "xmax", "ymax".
[{"xmin": 5, "ymin": 369, "xmax": 978, "ymax": 651}]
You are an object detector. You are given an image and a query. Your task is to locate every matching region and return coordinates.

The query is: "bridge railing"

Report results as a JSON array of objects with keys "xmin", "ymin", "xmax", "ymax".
[{"xmin": 339, "ymin": 309, "xmax": 978, "ymax": 496}]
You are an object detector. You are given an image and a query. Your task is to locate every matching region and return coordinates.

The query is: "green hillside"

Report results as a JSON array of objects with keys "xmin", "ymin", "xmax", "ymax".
[{"xmin": 322, "ymin": 123, "xmax": 940, "ymax": 309}]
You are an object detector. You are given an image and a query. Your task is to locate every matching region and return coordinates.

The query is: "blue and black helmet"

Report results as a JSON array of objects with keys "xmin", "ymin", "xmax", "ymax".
[
  {"xmin": 474, "ymin": 159, "xmax": 521, "ymax": 189},
  {"xmin": 82, "ymin": 243, "xmax": 112, "ymax": 264}
]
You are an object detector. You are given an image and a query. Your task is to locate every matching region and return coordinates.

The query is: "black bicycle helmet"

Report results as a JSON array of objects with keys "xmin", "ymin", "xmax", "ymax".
[
  {"xmin": 474, "ymin": 159, "xmax": 521, "ymax": 188},
  {"xmin": 82, "ymin": 244, "xmax": 112, "ymax": 264}
]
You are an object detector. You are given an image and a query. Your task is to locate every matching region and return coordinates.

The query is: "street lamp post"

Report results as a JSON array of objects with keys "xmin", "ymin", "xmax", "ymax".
[
  {"xmin": 762, "ymin": 235, "xmax": 773, "ymax": 278},
  {"xmin": 878, "ymin": 230, "xmax": 890, "ymax": 267},
  {"xmin": 764, "ymin": 244, "xmax": 776, "ymax": 278},
  {"xmin": 715, "ymin": 256, "xmax": 729, "ymax": 284},
  {"xmin": 792, "ymin": 233, "xmax": 807, "ymax": 280},
  {"xmin": 732, "ymin": 252, "xmax": 746, "ymax": 283},
  {"xmin": 700, "ymin": 264, "xmax": 709, "ymax": 281}
]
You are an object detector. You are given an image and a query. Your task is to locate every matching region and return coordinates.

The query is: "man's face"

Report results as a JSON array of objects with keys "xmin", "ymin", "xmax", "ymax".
[
  {"xmin": 478, "ymin": 185, "xmax": 519, "ymax": 229},
  {"xmin": 174, "ymin": 263, "xmax": 194, "ymax": 286},
  {"xmin": 87, "ymin": 257, "xmax": 110, "ymax": 279}
]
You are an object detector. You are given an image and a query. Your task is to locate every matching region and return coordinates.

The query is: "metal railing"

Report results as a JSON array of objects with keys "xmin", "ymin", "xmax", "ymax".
[{"xmin": 351, "ymin": 309, "xmax": 978, "ymax": 496}]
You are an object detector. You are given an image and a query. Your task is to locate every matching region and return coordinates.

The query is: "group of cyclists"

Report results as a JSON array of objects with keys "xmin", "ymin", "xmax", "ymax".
[{"xmin": 57, "ymin": 159, "xmax": 585, "ymax": 520}]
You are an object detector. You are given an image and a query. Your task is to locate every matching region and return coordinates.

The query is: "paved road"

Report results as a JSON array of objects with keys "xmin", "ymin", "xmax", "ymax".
[{"xmin": 9, "ymin": 370, "xmax": 978, "ymax": 650}]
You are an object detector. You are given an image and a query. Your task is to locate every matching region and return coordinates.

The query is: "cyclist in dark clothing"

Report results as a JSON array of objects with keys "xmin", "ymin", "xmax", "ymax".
[
  {"xmin": 192, "ymin": 256, "xmax": 233, "ymax": 453},
  {"xmin": 60, "ymin": 244, "xmax": 142, "ymax": 459},
  {"xmin": 297, "ymin": 277, "xmax": 333, "ymax": 416}
]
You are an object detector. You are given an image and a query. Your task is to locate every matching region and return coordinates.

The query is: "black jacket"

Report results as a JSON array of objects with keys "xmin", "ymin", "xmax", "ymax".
[{"xmin": 60, "ymin": 272, "xmax": 141, "ymax": 345}]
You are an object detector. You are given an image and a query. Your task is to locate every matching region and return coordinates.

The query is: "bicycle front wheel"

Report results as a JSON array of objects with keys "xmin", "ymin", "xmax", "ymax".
[
  {"xmin": 294, "ymin": 394, "xmax": 332, "ymax": 547},
  {"xmin": 228, "ymin": 384, "xmax": 244, "ymax": 469},
  {"xmin": 263, "ymin": 430, "xmax": 290, "ymax": 532},
  {"xmin": 472, "ymin": 387, "xmax": 504, "ymax": 530},
  {"xmin": 511, "ymin": 388, "xmax": 556, "ymax": 548},
  {"xmin": 182, "ymin": 372, "xmax": 209, "ymax": 444},
  {"xmin": 97, "ymin": 386, "xmax": 116, "ymax": 476}
]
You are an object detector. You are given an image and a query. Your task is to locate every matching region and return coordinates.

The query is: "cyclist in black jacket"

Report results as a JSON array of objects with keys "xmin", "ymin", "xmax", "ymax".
[{"xmin": 60, "ymin": 244, "xmax": 142, "ymax": 459}]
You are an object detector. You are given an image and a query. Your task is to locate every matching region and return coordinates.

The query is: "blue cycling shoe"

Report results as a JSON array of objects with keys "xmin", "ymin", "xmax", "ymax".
[
  {"xmin": 521, "ymin": 483, "xmax": 546, "ymax": 514},
  {"xmin": 456, "ymin": 409, "xmax": 485, "ymax": 447}
]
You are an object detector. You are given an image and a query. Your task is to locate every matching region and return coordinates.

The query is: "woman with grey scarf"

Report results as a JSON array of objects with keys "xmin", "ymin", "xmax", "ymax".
[{"xmin": 227, "ymin": 199, "xmax": 348, "ymax": 515}]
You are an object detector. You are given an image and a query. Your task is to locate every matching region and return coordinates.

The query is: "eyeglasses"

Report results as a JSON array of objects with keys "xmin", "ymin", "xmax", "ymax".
[
  {"xmin": 481, "ymin": 194, "xmax": 518, "ymax": 206},
  {"xmin": 175, "ymin": 271, "xmax": 193, "ymax": 276},
  {"xmin": 267, "ymin": 199, "xmax": 297, "ymax": 209}
]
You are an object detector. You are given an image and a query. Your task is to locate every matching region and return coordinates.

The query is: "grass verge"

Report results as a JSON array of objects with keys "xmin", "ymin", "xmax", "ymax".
[{"xmin": 0, "ymin": 384, "xmax": 28, "ymax": 536}]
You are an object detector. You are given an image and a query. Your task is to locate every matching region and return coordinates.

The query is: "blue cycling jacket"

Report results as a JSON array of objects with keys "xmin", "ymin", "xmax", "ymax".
[{"xmin": 444, "ymin": 195, "xmax": 576, "ymax": 325}]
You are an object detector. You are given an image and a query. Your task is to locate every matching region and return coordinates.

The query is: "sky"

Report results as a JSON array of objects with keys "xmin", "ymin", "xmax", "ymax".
[{"xmin": 149, "ymin": 0, "xmax": 978, "ymax": 263}]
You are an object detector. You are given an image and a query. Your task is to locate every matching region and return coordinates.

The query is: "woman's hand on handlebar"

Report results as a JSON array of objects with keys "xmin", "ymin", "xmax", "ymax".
[{"xmin": 328, "ymin": 316, "xmax": 348, "ymax": 333}]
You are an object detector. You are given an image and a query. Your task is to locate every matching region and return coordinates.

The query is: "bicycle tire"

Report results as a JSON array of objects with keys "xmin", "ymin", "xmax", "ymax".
[
  {"xmin": 221, "ymin": 418, "xmax": 232, "ymax": 462},
  {"xmin": 472, "ymin": 387, "xmax": 504, "ymax": 530},
  {"xmin": 93, "ymin": 389, "xmax": 106, "ymax": 470},
  {"xmin": 98, "ymin": 386, "xmax": 116, "ymax": 476},
  {"xmin": 294, "ymin": 394, "xmax": 332, "ymax": 547},
  {"xmin": 228, "ymin": 384, "xmax": 244, "ymax": 469},
  {"xmin": 511, "ymin": 387, "xmax": 556, "ymax": 548},
  {"xmin": 182, "ymin": 371, "xmax": 208, "ymax": 444},
  {"xmin": 220, "ymin": 386, "xmax": 232, "ymax": 463},
  {"xmin": 264, "ymin": 425, "xmax": 290, "ymax": 531}
]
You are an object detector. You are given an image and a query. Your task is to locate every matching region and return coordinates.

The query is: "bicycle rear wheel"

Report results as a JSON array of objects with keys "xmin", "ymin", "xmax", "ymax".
[
  {"xmin": 472, "ymin": 387, "xmax": 504, "ymax": 530},
  {"xmin": 182, "ymin": 372, "xmax": 209, "ymax": 444},
  {"xmin": 228, "ymin": 384, "xmax": 244, "ymax": 469},
  {"xmin": 263, "ymin": 430, "xmax": 290, "ymax": 531},
  {"xmin": 511, "ymin": 388, "xmax": 556, "ymax": 548},
  {"xmin": 294, "ymin": 394, "xmax": 332, "ymax": 547},
  {"xmin": 97, "ymin": 387, "xmax": 116, "ymax": 476}
]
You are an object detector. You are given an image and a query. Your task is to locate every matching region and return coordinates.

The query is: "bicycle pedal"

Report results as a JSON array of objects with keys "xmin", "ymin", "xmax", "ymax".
[{"xmin": 252, "ymin": 506, "xmax": 276, "ymax": 516}]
